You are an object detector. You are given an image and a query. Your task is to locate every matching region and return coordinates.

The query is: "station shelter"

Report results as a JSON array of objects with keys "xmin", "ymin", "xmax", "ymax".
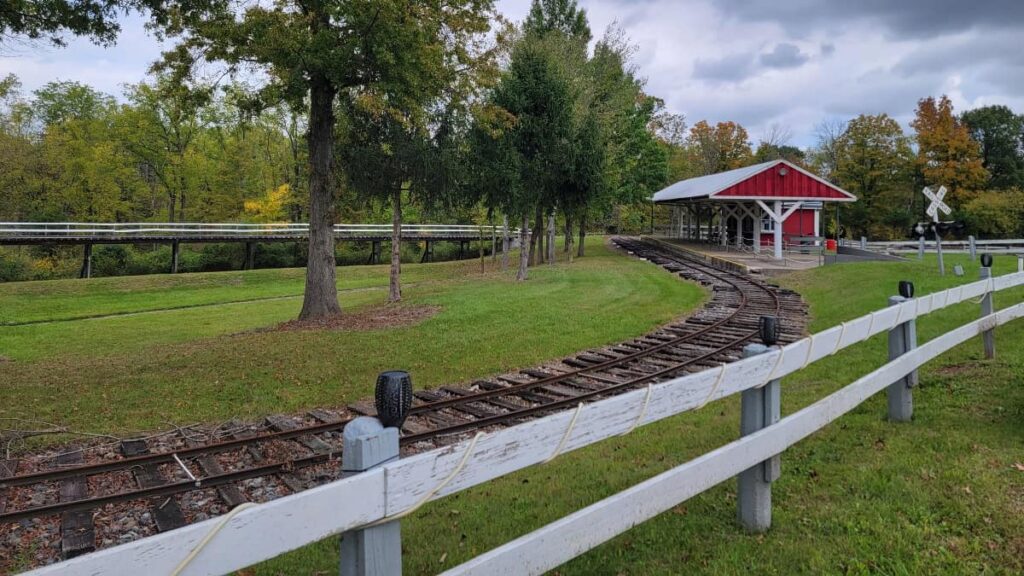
[{"xmin": 652, "ymin": 159, "xmax": 857, "ymax": 260}]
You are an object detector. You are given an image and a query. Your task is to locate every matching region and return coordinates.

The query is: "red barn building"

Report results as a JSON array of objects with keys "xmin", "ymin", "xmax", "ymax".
[{"xmin": 652, "ymin": 159, "xmax": 856, "ymax": 260}]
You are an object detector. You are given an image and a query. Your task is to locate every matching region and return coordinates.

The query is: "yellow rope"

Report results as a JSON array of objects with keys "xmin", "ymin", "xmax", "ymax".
[
  {"xmin": 621, "ymin": 385, "xmax": 653, "ymax": 436},
  {"xmin": 366, "ymin": 432, "xmax": 483, "ymax": 528},
  {"xmin": 542, "ymin": 403, "xmax": 584, "ymax": 464},
  {"xmin": 170, "ymin": 502, "xmax": 259, "ymax": 576}
]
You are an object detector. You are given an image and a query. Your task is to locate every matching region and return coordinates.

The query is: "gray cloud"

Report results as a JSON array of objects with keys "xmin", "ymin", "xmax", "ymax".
[
  {"xmin": 692, "ymin": 52, "xmax": 756, "ymax": 82},
  {"xmin": 717, "ymin": 0, "xmax": 1024, "ymax": 38},
  {"xmin": 760, "ymin": 43, "xmax": 808, "ymax": 69},
  {"xmin": 820, "ymin": 42, "xmax": 835, "ymax": 57}
]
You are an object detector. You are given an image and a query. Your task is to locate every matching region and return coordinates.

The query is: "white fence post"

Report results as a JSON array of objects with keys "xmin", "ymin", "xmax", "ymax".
[
  {"xmin": 887, "ymin": 294, "xmax": 913, "ymax": 421},
  {"xmin": 980, "ymin": 260, "xmax": 995, "ymax": 359},
  {"xmin": 339, "ymin": 417, "xmax": 401, "ymax": 576},
  {"xmin": 737, "ymin": 342, "xmax": 780, "ymax": 532},
  {"xmin": 968, "ymin": 235, "xmax": 977, "ymax": 260},
  {"xmin": 918, "ymin": 236, "xmax": 925, "ymax": 260}
]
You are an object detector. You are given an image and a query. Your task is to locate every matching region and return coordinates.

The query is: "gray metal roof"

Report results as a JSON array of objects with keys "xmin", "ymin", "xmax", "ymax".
[
  {"xmin": 651, "ymin": 159, "xmax": 856, "ymax": 203},
  {"xmin": 652, "ymin": 161, "xmax": 780, "ymax": 203}
]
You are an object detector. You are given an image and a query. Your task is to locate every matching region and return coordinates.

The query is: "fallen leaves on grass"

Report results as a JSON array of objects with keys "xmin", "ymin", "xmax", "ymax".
[
  {"xmin": 1014, "ymin": 462, "xmax": 1024, "ymax": 472},
  {"xmin": 265, "ymin": 304, "xmax": 441, "ymax": 333}
]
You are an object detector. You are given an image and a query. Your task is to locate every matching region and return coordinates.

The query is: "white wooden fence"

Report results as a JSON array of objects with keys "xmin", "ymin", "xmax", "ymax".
[{"xmin": 23, "ymin": 268, "xmax": 1024, "ymax": 576}]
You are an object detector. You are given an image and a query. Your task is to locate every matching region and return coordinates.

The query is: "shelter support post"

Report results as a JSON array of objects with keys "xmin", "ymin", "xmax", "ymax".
[
  {"xmin": 757, "ymin": 200, "xmax": 801, "ymax": 261},
  {"xmin": 887, "ymin": 295, "xmax": 915, "ymax": 421},
  {"xmin": 79, "ymin": 243, "xmax": 92, "ymax": 279},
  {"xmin": 339, "ymin": 417, "xmax": 401, "ymax": 576},
  {"xmin": 171, "ymin": 240, "xmax": 180, "ymax": 274},
  {"xmin": 737, "ymin": 343, "xmax": 781, "ymax": 533},
  {"xmin": 980, "ymin": 266, "xmax": 995, "ymax": 359}
]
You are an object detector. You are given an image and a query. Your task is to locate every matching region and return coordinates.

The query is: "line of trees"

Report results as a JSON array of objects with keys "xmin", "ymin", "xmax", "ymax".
[
  {"xmin": 5, "ymin": 1, "xmax": 1024, "ymax": 313},
  {"xmin": 0, "ymin": 0, "xmax": 676, "ymax": 317}
]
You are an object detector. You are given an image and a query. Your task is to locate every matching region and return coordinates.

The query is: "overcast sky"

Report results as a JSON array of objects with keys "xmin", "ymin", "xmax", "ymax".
[{"xmin": 2, "ymin": 0, "xmax": 1022, "ymax": 147}]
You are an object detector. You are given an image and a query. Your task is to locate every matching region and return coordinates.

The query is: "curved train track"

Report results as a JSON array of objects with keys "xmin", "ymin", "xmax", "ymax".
[{"xmin": 0, "ymin": 237, "xmax": 806, "ymax": 568}]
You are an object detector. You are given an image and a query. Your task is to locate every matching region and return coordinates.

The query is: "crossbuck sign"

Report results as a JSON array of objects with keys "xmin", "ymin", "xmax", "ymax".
[{"xmin": 923, "ymin": 185, "xmax": 951, "ymax": 223}]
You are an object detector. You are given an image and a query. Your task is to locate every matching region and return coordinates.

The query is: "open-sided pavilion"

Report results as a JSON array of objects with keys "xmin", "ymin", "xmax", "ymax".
[{"xmin": 653, "ymin": 159, "xmax": 856, "ymax": 260}]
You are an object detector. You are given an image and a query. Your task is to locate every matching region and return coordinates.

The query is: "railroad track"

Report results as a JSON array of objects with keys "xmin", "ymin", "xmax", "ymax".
[{"xmin": 0, "ymin": 237, "xmax": 806, "ymax": 569}]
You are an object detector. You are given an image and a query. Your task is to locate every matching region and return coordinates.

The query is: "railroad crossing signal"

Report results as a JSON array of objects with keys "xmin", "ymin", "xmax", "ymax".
[{"xmin": 923, "ymin": 186, "xmax": 951, "ymax": 223}]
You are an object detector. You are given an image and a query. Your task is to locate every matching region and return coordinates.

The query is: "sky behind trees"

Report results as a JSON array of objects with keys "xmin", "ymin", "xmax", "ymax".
[{"xmin": 1, "ymin": 0, "xmax": 1022, "ymax": 147}]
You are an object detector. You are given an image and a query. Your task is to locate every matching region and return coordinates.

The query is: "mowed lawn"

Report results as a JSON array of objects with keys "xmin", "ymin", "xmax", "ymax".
[
  {"xmin": 0, "ymin": 238, "xmax": 705, "ymax": 435},
  {"xmin": 256, "ymin": 251, "xmax": 1024, "ymax": 575}
]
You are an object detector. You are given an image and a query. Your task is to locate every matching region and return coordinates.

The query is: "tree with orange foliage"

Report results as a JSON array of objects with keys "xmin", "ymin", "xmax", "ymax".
[
  {"xmin": 911, "ymin": 96, "xmax": 988, "ymax": 210},
  {"xmin": 686, "ymin": 120, "xmax": 753, "ymax": 175}
]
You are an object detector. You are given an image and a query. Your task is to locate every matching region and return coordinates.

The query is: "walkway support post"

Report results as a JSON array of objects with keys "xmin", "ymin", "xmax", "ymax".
[
  {"xmin": 887, "ymin": 290, "xmax": 915, "ymax": 422},
  {"xmin": 244, "ymin": 242, "xmax": 256, "ymax": 270},
  {"xmin": 79, "ymin": 243, "xmax": 92, "ymax": 279},
  {"xmin": 980, "ymin": 259, "xmax": 995, "ymax": 359},
  {"xmin": 339, "ymin": 416, "xmax": 401, "ymax": 576},
  {"xmin": 737, "ymin": 341, "xmax": 781, "ymax": 533},
  {"xmin": 171, "ymin": 240, "xmax": 180, "ymax": 274}
]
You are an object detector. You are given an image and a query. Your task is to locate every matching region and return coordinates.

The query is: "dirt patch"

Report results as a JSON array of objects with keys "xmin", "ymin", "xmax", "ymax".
[
  {"xmin": 270, "ymin": 304, "xmax": 441, "ymax": 333},
  {"xmin": 0, "ymin": 355, "xmax": 11, "ymax": 363},
  {"xmin": 935, "ymin": 363, "xmax": 977, "ymax": 377}
]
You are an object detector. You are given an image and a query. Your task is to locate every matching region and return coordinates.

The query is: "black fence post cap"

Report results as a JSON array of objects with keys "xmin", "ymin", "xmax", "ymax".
[
  {"xmin": 759, "ymin": 316, "xmax": 781, "ymax": 346},
  {"xmin": 375, "ymin": 370, "xmax": 413, "ymax": 429},
  {"xmin": 981, "ymin": 253, "xmax": 993, "ymax": 268},
  {"xmin": 898, "ymin": 280, "xmax": 915, "ymax": 299}
]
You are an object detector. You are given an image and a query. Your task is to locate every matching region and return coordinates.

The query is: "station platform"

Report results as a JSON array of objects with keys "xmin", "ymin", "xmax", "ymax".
[{"xmin": 640, "ymin": 237, "xmax": 824, "ymax": 276}]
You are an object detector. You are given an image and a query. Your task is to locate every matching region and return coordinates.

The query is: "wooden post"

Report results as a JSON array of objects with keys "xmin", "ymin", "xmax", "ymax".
[
  {"xmin": 79, "ymin": 243, "xmax": 92, "ymax": 279},
  {"xmin": 980, "ymin": 266, "xmax": 995, "ymax": 359},
  {"xmin": 1018, "ymin": 254, "xmax": 1023, "ymax": 273},
  {"xmin": 935, "ymin": 228, "xmax": 945, "ymax": 276},
  {"xmin": 887, "ymin": 295, "xmax": 913, "ymax": 421},
  {"xmin": 968, "ymin": 235, "xmax": 976, "ymax": 260},
  {"xmin": 420, "ymin": 241, "xmax": 432, "ymax": 263},
  {"xmin": 171, "ymin": 240, "xmax": 180, "ymax": 274},
  {"xmin": 917, "ymin": 236, "xmax": 925, "ymax": 260},
  {"xmin": 501, "ymin": 216, "xmax": 510, "ymax": 271},
  {"xmin": 737, "ymin": 343, "xmax": 780, "ymax": 533},
  {"xmin": 368, "ymin": 241, "xmax": 381, "ymax": 265},
  {"xmin": 339, "ymin": 417, "xmax": 401, "ymax": 576},
  {"xmin": 245, "ymin": 242, "xmax": 256, "ymax": 270},
  {"xmin": 860, "ymin": 236, "xmax": 867, "ymax": 250}
]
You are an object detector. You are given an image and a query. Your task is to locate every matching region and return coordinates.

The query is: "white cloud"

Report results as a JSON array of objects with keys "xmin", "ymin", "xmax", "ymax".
[{"xmin": 3, "ymin": 1, "xmax": 1022, "ymax": 149}]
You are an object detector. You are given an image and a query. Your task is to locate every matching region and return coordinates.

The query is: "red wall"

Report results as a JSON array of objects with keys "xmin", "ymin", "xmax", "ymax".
[
  {"xmin": 717, "ymin": 165, "xmax": 849, "ymax": 200},
  {"xmin": 758, "ymin": 208, "xmax": 817, "ymax": 246}
]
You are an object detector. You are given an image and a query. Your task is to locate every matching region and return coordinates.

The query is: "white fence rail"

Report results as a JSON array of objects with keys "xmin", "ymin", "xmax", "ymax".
[
  {"xmin": 0, "ymin": 222, "xmax": 512, "ymax": 239},
  {"xmin": 24, "ymin": 268, "xmax": 1024, "ymax": 576}
]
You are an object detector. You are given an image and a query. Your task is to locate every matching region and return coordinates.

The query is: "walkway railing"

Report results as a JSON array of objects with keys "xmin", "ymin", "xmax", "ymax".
[
  {"xmin": 0, "ymin": 222, "xmax": 513, "ymax": 239},
  {"xmin": 24, "ymin": 265, "xmax": 1024, "ymax": 576}
]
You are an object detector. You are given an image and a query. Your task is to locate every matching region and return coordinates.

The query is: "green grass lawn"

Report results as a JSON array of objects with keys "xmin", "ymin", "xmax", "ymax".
[
  {"xmin": 0, "ymin": 238, "xmax": 705, "ymax": 435},
  {"xmin": 3, "ymin": 245, "xmax": 1022, "ymax": 575},
  {"xmin": 254, "ymin": 251, "xmax": 1024, "ymax": 575}
]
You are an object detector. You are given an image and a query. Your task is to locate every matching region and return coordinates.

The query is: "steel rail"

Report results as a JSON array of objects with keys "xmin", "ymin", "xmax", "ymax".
[{"xmin": 0, "ymin": 239, "xmax": 784, "ymax": 525}]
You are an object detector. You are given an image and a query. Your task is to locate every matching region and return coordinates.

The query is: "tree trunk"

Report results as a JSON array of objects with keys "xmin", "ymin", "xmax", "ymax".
[
  {"xmin": 389, "ymin": 187, "xmax": 402, "ymax": 303},
  {"xmin": 547, "ymin": 214, "xmax": 555, "ymax": 264},
  {"xmin": 517, "ymin": 214, "xmax": 530, "ymax": 281},
  {"xmin": 501, "ymin": 214, "xmax": 510, "ymax": 271},
  {"xmin": 298, "ymin": 75, "xmax": 342, "ymax": 320},
  {"xmin": 565, "ymin": 216, "xmax": 573, "ymax": 263},
  {"xmin": 577, "ymin": 212, "xmax": 587, "ymax": 258},
  {"xmin": 167, "ymin": 192, "xmax": 175, "ymax": 222},
  {"xmin": 528, "ymin": 206, "xmax": 541, "ymax": 266},
  {"xmin": 478, "ymin": 225, "xmax": 485, "ymax": 273}
]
